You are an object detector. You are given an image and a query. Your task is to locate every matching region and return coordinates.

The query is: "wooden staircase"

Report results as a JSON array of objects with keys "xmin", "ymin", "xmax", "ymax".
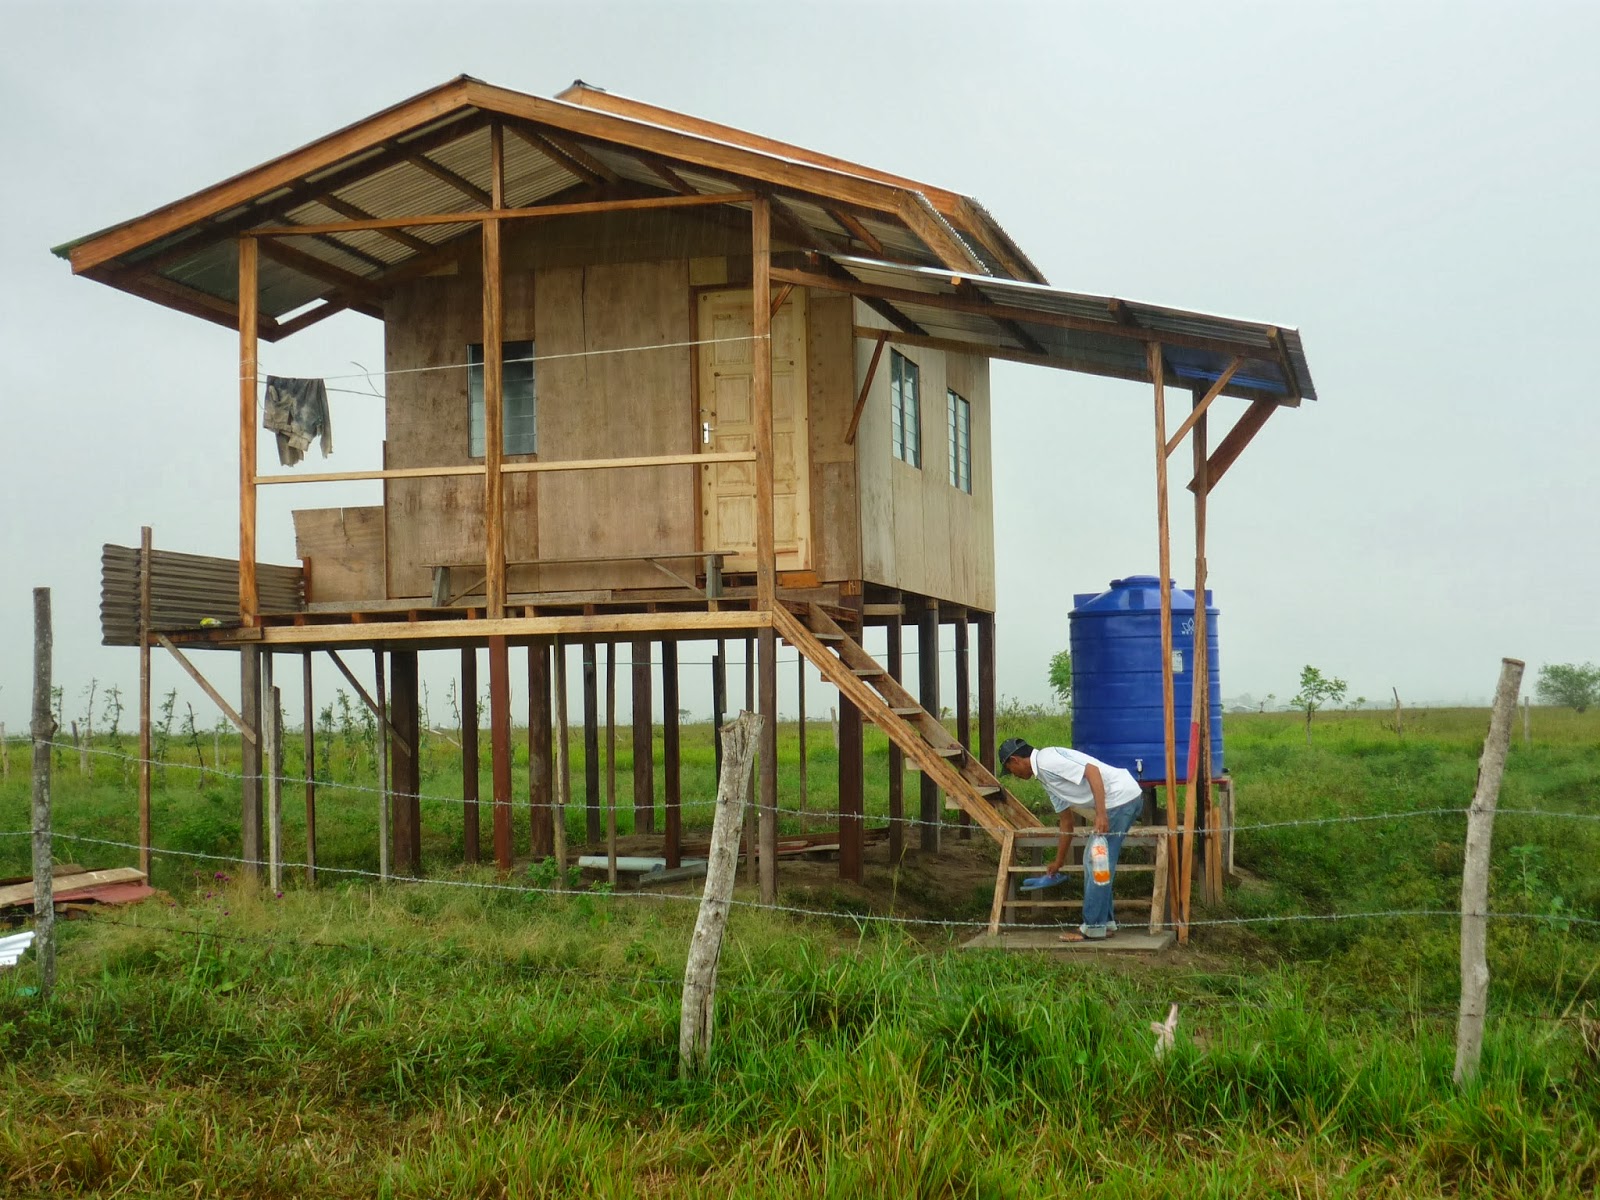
[{"xmin": 773, "ymin": 603, "xmax": 1173, "ymax": 939}]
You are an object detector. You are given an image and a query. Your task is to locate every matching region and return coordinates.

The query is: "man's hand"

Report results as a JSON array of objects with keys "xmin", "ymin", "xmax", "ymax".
[{"xmin": 1094, "ymin": 810, "xmax": 1109, "ymax": 836}]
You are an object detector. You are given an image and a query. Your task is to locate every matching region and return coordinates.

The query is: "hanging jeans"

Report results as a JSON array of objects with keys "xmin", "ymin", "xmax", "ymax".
[{"xmin": 1079, "ymin": 799, "xmax": 1142, "ymax": 938}]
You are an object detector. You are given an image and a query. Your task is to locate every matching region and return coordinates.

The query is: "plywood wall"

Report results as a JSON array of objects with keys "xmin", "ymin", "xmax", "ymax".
[
  {"xmin": 293, "ymin": 507, "xmax": 384, "ymax": 603},
  {"xmin": 855, "ymin": 304, "xmax": 996, "ymax": 611},
  {"xmin": 380, "ymin": 214, "xmax": 702, "ymax": 599}
]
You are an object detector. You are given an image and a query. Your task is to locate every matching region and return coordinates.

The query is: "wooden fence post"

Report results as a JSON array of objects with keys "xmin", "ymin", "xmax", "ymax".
[
  {"xmin": 1522, "ymin": 696, "xmax": 1530, "ymax": 746},
  {"xmin": 679, "ymin": 711, "xmax": 762, "ymax": 1077},
  {"xmin": 1454, "ymin": 656, "xmax": 1525, "ymax": 1086},
  {"xmin": 31, "ymin": 588, "xmax": 56, "ymax": 1001}
]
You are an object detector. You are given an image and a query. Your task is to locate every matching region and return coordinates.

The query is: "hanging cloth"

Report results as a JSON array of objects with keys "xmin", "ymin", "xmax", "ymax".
[{"xmin": 263, "ymin": 376, "xmax": 333, "ymax": 467}]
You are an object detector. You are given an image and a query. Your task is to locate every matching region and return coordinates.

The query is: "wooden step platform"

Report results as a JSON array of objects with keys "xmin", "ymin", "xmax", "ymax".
[{"xmin": 963, "ymin": 929, "xmax": 1175, "ymax": 954}]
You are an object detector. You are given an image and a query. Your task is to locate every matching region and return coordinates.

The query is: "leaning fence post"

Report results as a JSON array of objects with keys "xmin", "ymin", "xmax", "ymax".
[
  {"xmin": 31, "ymin": 588, "xmax": 56, "ymax": 1002},
  {"xmin": 1454, "ymin": 656, "xmax": 1525, "ymax": 1086},
  {"xmin": 679, "ymin": 710, "xmax": 762, "ymax": 1077}
]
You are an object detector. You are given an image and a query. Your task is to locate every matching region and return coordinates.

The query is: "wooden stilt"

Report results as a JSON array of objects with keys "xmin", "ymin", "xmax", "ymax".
[
  {"xmin": 237, "ymin": 236, "xmax": 259, "ymax": 627},
  {"xmin": 712, "ymin": 640, "xmax": 726, "ymax": 780},
  {"xmin": 552, "ymin": 638, "xmax": 570, "ymax": 879},
  {"xmin": 375, "ymin": 651, "xmax": 390, "ymax": 880},
  {"xmin": 302, "ymin": 649, "xmax": 316, "ymax": 885},
  {"xmin": 264, "ymin": 654, "xmax": 281, "ymax": 893},
  {"xmin": 662, "ymin": 639, "xmax": 682, "ymax": 869},
  {"xmin": 631, "ymin": 637, "xmax": 654, "ymax": 835},
  {"xmin": 1190, "ymin": 383, "xmax": 1217, "ymax": 908},
  {"xmin": 528, "ymin": 640, "xmax": 553, "ymax": 860},
  {"xmin": 137, "ymin": 526, "xmax": 152, "ymax": 877},
  {"xmin": 886, "ymin": 610, "xmax": 905, "ymax": 863},
  {"xmin": 488, "ymin": 635, "xmax": 513, "ymax": 869},
  {"xmin": 239, "ymin": 646, "xmax": 262, "ymax": 881},
  {"xmin": 838, "ymin": 596, "xmax": 865, "ymax": 883},
  {"xmin": 582, "ymin": 641, "xmax": 600, "ymax": 843},
  {"xmin": 796, "ymin": 655, "xmax": 808, "ymax": 828},
  {"xmin": 954, "ymin": 613, "xmax": 972, "ymax": 842},
  {"xmin": 750, "ymin": 197, "xmax": 776, "ymax": 610},
  {"xmin": 918, "ymin": 598, "xmax": 941, "ymax": 854},
  {"xmin": 758, "ymin": 625, "xmax": 778, "ymax": 904},
  {"xmin": 462, "ymin": 647, "xmax": 480, "ymax": 864},
  {"xmin": 605, "ymin": 642, "xmax": 618, "ymax": 886},
  {"xmin": 390, "ymin": 649, "xmax": 421, "ymax": 876},
  {"xmin": 744, "ymin": 634, "xmax": 756, "ymax": 886},
  {"xmin": 977, "ymin": 612, "xmax": 996, "ymax": 778}
]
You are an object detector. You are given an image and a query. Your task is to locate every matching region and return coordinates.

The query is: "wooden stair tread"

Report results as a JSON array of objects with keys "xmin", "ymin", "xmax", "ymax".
[{"xmin": 889, "ymin": 706, "xmax": 921, "ymax": 716}]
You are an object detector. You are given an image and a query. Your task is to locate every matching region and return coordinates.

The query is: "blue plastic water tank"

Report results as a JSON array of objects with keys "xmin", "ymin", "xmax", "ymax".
[{"xmin": 1068, "ymin": 575, "xmax": 1223, "ymax": 781}]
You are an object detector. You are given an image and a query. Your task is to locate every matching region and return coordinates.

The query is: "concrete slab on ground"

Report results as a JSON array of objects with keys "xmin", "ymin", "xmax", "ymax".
[{"xmin": 962, "ymin": 929, "xmax": 1176, "ymax": 954}]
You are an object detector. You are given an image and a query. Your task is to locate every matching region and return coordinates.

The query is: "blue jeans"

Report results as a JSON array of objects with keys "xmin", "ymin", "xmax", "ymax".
[{"xmin": 1080, "ymin": 800, "xmax": 1141, "ymax": 937}]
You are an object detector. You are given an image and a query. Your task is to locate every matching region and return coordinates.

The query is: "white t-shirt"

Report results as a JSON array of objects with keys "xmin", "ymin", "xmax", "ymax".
[{"xmin": 1031, "ymin": 747, "xmax": 1144, "ymax": 818}]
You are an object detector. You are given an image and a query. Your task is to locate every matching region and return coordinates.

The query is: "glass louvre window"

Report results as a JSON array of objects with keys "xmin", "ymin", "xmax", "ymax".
[
  {"xmin": 890, "ymin": 350, "xmax": 921, "ymax": 467},
  {"xmin": 947, "ymin": 389, "xmax": 972, "ymax": 493},
  {"xmin": 468, "ymin": 340, "xmax": 537, "ymax": 457}
]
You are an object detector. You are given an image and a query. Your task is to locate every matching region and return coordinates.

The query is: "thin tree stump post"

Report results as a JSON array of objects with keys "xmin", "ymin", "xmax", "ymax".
[
  {"xmin": 679, "ymin": 711, "xmax": 763, "ymax": 1077},
  {"xmin": 31, "ymin": 588, "xmax": 56, "ymax": 1001},
  {"xmin": 1454, "ymin": 656, "xmax": 1525, "ymax": 1087}
]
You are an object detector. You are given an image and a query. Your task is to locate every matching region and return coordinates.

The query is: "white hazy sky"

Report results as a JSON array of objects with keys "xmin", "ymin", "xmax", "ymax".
[{"xmin": 2, "ymin": 0, "xmax": 1596, "ymax": 731}]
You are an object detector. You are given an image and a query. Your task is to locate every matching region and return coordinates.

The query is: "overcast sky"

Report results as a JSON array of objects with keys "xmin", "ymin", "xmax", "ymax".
[{"xmin": 2, "ymin": 0, "xmax": 1596, "ymax": 732}]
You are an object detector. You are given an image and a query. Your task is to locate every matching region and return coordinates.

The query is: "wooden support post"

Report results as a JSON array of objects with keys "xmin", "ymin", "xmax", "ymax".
[
  {"xmin": 482, "ymin": 125, "xmax": 507, "ymax": 618},
  {"xmin": 488, "ymin": 636, "xmax": 513, "ymax": 870},
  {"xmin": 712, "ymin": 641, "xmax": 726, "ymax": 780},
  {"xmin": 1151, "ymin": 343, "xmax": 1181, "ymax": 924},
  {"xmin": 1188, "ymin": 383, "xmax": 1214, "ymax": 913},
  {"xmin": 605, "ymin": 642, "xmax": 618, "ymax": 886},
  {"xmin": 1455, "ymin": 657, "xmax": 1526, "ymax": 1086},
  {"xmin": 886, "ymin": 612, "xmax": 905, "ymax": 863},
  {"xmin": 240, "ymin": 646, "xmax": 262, "ymax": 881},
  {"xmin": 528, "ymin": 641, "xmax": 553, "ymax": 860},
  {"xmin": 751, "ymin": 198, "xmax": 776, "ymax": 610},
  {"xmin": 838, "ymin": 599, "xmax": 865, "ymax": 883},
  {"xmin": 662, "ymin": 640, "xmax": 682, "ymax": 869},
  {"xmin": 31, "ymin": 588, "xmax": 56, "ymax": 1001},
  {"xmin": 679, "ymin": 711, "xmax": 763, "ymax": 1077},
  {"xmin": 375, "ymin": 652, "xmax": 390, "ymax": 881},
  {"xmin": 977, "ymin": 612, "xmax": 997, "ymax": 778},
  {"xmin": 632, "ymin": 638, "xmax": 654, "ymax": 835},
  {"xmin": 238, "ymin": 237, "xmax": 259, "ymax": 626},
  {"xmin": 267, "ymin": 679, "xmax": 283, "ymax": 894},
  {"xmin": 758, "ymin": 626, "xmax": 778, "ymax": 905},
  {"xmin": 462, "ymin": 647, "xmax": 481, "ymax": 864},
  {"xmin": 390, "ymin": 650, "xmax": 421, "ymax": 876},
  {"xmin": 954, "ymin": 613, "xmax": 972, "ymax": 842},
  {"xmin": 301, "ymin": 650, "xmax": 316, "ymax": 886},
  {"xmin": 796, "ymin": 656, "xmax": 808, "ymax": 828},
  {"xmin": 137, "ymin": 526, "xmax": 152, "ymax": 877},
  {"xmin": 582, "ymin": 641, "xmax": 600, "ymax": 843},
  {"xmin": 744, "ymin": 635, "xmax": 756, "ymax": 886},
  {"xmin": 552, "ymin": 638, "xmax": 570, "ymax": 879},
  {"xmin": 918, "ymin": 598, "xmax": 941, "ymax": 854}
]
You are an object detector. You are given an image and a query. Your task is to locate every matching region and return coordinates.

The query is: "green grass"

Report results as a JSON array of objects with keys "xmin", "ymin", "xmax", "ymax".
[{"xmin": 1, "ymin": 705, "xmax": 1597, "ymax": 1196}]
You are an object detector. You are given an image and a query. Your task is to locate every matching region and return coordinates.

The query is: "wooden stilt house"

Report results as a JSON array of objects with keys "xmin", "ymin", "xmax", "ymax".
[{"xmin": 61, "ymin": 77, "xmax": 1315, "ymax": 937}]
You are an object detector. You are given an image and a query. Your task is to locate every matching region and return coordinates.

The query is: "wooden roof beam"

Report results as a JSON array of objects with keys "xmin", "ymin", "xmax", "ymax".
[
  {"xmin": 1165, "ymin": 358, "xmax": 1241, "ymax": 458},
  {"xmin": 1267, "ymin": 327, "xmax": 1303, "ymax": 403},
  {"xmin": 899, "ymin": 193, "xmax": 986, "ymax": 276},
  {"xmin": 501, "ymin": 120, "xmax": 606, "ymax": 187},
  {"xmin": 829, "ymin": 208, "xmax": 883, "ymax": 255},
  {"xmin": 257, "ymin": 237, "xmax": 384, "ymax": 306},
  {"xmin": 956, "ymin": 280, "xmax": 1044, "ymax": 355},
  {"xmin": 273, "ymin": 298, "xmax": 353, "ymax": 339},
  {"xmin": 315, "ymin": 194, "xmax": 436, "ymax": 254}
]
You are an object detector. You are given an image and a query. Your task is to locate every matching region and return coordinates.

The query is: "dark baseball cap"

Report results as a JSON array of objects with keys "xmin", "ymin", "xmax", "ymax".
[{"xmin": 999, "ymin": 737, "xmax": 1033, "ymax": 764}]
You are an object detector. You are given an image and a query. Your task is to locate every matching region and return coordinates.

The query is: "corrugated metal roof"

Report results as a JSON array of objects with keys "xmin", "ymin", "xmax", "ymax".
[{"xmin": 827, "ymin": 255, "xmax": 1316, "ymax": 403}]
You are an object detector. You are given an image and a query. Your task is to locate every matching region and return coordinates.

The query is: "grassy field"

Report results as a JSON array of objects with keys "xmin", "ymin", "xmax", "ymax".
[{"xmin": 1, "ymin": 704, "xmax": 1597, "ymax": 1196}]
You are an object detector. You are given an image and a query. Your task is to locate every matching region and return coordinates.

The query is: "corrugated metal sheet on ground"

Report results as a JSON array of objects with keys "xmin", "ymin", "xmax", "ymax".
[{"xmin": 100, "ymin": 544, "xmax": 303, "ymax": 646}]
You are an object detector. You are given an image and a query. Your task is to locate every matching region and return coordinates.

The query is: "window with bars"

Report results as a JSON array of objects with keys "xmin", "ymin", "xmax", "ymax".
[
  {"xmin": 467, "ymin": 340, "xmax": 537, "ymax": 457},
  {"xmin": 890, "ymin": 350, "xmax": 921, "ymax": 467},
  {"xmin": 947, "ymin": 389, "xmax": 972, "ymax": 493}
]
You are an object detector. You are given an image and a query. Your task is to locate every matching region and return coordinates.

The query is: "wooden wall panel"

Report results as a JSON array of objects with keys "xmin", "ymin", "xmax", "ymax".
[
  {"xmin": 293, "ymin": 507, "xmax": 384, "ymax": 603},
  {"xmin": 806, "ymin": 293, "xmax": 859, "ymax": 582}
]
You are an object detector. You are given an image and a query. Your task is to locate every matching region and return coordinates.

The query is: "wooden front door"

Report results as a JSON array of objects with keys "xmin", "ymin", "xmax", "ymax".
[{"xmin": 697, "ymin": 287, "xmax": 811, "ymax": 572}]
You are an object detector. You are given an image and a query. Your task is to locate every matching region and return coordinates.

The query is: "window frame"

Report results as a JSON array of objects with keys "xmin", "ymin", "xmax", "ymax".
[
  {"xmin": 947, "ymin": 388, "xmax": 972, "ymax": 494},
  {"xmin": 467, "ymin": 339, "xmax": 537, "ymax": 458},
  {"xmin": 889, "ymin": 349, "xmax": 922, "ymax": 468}
]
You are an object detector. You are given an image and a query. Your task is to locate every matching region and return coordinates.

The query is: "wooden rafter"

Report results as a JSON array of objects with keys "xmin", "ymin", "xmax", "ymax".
[
  {"xmin": 829, "ymin": 207, "xmax": 883, "ymax": 255},
  {"xmin": 501, "ymin": 120, "xmax": 604, "ymax": 187},
  {"xmin": 315, "ymin": 194, "xmax": 435, "ymax": 254},
  {"xmin": 404, "ymin": 151, "xmax": 492, "ymax": 206},
  {"xmin": 899, "ymin": 193, "xmax": 986, "ymax": 275},
  {"xmin": 273, "ymin": 299, "xmax": 352, "ymax": 339},
  {"xmin": 257, "ymin": 237, "xmax": 383, "ymax": 306},
  {"xmin": 956, "ymin": 280, "xmax": 1044, "ymax": 355},
  {"xmin": 644, "ymin": 159, "xmax": 696, "ymax": 195},
  {"xmin": 1266, "ymin": 327, "xmax": 1302, "ymax": 402}
]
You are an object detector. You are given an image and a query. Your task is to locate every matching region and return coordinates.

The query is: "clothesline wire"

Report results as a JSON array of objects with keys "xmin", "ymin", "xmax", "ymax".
[{"xmin": 254, "ymin": 333, "xmax": 770, "ymax": 389}]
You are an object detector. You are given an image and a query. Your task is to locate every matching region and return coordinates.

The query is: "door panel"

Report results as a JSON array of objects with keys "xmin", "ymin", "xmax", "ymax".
[{"xmin": 698, "ymin": 288, "xmax": 811, "ymax": 571}]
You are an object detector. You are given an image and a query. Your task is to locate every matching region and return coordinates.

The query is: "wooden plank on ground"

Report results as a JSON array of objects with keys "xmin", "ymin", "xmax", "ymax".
[{"xmin": 0, "ymin": 868, "xmax": 146, "ymax": 909}]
